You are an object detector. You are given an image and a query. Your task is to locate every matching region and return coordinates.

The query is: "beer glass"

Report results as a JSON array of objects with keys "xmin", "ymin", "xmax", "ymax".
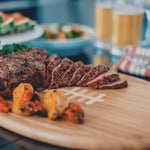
[
  {"xmin": 95, "ymin": 0, "xmax": 112, "ymax": 49},
  {"xmin": 111, "ymin": 0, "xmax": 150, "ymax": 56}
]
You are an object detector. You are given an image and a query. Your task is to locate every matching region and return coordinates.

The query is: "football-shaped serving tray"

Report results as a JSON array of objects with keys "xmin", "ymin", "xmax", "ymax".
[{"xmin": 0, "ymin": 74, "xmax": 150, "ymax": 150}]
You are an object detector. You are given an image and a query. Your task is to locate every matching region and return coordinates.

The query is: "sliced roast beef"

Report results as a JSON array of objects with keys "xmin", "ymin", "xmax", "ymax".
[
  {"xmin": 50, "ymin": 58, "xmax": 73, "ymax": 88},
  {"xmin": 77, "ymin": 65, "xmax": 109, "ymax": 87},
  {"xmin": 44, "ymin": 54, "xmax": 62, "ymax": 87},
  {"xmin": 84, "ymin": 64, "xmax": 93, "ymax": 72},
  {"xmin": 87, "ymin": 72, "xmax": 119, "ymax": 89},
  {"xmin": 46, "ymin": 54, "xmax": 60, "ymax": 66},
  {"xmin": 61, "ymin": 61, "xmax": 84, "ymax": 86},
  {"xmin": 70, "ymin": 64, "xmax": 92, "ymax": 86},
  {"xmin": 70, "ymin": 66, "xmax": 85, "ymax": 86},
  {"xmin": 0, "ymin": 48, "xmax": 128, "ymax": 99},
  {"xmin": 98, "ymin": 79, "xmax": 128, "ymax": 89}
]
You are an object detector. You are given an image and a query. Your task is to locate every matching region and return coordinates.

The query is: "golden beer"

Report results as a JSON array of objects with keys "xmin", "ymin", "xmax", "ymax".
[
  {"xmin": 95, "ymin": 3, "xmax": 112, "ymax": 42},
  {"xmin": 111, "ymin": 11, "xmax": 143, "ymax": 48}
]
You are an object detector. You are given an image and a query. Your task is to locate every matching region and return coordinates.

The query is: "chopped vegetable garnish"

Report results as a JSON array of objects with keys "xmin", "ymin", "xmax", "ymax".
[{"xmin": 41, "ymin": 23, "xmax": 86, "ymax": 41}]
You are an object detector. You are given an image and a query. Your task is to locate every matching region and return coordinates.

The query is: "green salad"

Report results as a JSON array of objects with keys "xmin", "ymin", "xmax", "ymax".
[{"xmin": 41, "ymin": 23, "xmax": 87, "ymax": 41}]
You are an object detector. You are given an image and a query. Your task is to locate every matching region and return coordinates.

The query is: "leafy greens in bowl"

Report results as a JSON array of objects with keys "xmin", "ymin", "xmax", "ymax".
[{"xmin": 27, "ymin": 23, "xmax": 95, "ymax": 57}]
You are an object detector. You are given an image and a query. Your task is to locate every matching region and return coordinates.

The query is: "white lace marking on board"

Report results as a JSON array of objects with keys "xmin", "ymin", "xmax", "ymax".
[
  {"xmin": 77, "ymin": 98, "xmax": 86, "ymax": 102},
  {"xmin": 64, "ymin": 92, "xmax": 71, "ymax": 96},
  {"xmin": 69, "ymin": 89, "xmax": 89, "ymax": 99},
  {"xmin": 78, "ymin": 91, "xmax": 97, "ymax": 102},
  {"xmin": 85, "ymin": 94, "xmax": 105, "ymax": 105},
  {"xmin": 61, "ymin": 88, "xmax": 105, "ymax": 105},
  {"xmin": 78, "ymin": 89, "xmax": 89, "ymax": 93},
  {"xmin": 69, "ymin": 87, "xmax": 81, "ymax": 92}
]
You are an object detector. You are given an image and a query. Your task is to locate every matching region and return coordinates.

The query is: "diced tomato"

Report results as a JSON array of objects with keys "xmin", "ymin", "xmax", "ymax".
[
  {"xmin": 11, "ymin": 13, "xmax": 27, "ymax": 22},
  {"xmin": 1, "ymin": 12, "xmax": 27, "ymax": 22},
  {"xmin": 2, "ymin": 12, "xmax": 12, "ymax": 21}
]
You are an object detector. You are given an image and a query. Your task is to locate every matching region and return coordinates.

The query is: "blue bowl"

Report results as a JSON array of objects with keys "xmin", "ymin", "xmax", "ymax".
[{"xmin": 27, "ymin": 23, "xmax": 96, "ymax": 57}]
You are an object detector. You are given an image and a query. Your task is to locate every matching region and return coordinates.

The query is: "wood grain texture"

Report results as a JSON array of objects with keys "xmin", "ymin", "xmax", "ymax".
[{"xmin": 0, "ymin": 74, "xmax": 150, "ymax": 150}]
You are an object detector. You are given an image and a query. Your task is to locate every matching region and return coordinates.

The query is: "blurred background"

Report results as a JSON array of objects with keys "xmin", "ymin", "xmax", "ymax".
[
  {"xmin": 1, "ymin": 0, "xmax": 149, "ymax": 27},
  {"xmin": 0, "ymin": 0, "xmax": 95, "ymax": 27}
]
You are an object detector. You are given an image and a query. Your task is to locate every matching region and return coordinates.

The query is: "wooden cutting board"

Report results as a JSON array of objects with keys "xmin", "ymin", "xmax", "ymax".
[{"xmin": 0, "ymin": 74, "xmax": 150, "ymax": 150}]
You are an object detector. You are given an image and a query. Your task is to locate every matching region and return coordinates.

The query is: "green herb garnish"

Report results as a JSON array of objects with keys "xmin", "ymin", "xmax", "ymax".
[{"xmin": 0, "ymin": 43, "xmax": 30, "ymax": 55}]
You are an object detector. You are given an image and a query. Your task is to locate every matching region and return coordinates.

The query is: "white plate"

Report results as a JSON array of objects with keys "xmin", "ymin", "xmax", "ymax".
[
  {"xmin": 0, "ymin": 25, "xmax": 43, "ymax": 45},
  {"xmin": 27, "ymin": 23, "xmax": 96, "ymax": 57}
]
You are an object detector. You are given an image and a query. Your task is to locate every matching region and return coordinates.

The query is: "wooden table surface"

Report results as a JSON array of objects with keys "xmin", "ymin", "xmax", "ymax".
[{"xmin": 0, "ymin": 127, "xmax": 69, "ymax": 150}]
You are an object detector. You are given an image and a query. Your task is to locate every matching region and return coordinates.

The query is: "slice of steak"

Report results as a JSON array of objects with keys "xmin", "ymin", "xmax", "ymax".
[
  {"xmin": 45, "ymin": 54, "xmax": 60, "ymax": 66},
  {"xmin": 77, "ymin": 65, "xmax": 109, "ymax": 87},
  {"xmin": 70, "ymin": 66, "xmax": 85, "ymax": 86},
  {"xmin": 84, "ymin": 64, "xmax": 93, "ymax": 72},
  {"xmin": 87, "ymin": 72, "xmax": 119, "ymax": 89},
  {"xmin": 70, "ymin": 64, "xmax": 92, "ymax": 86},
  {"xmin": 98, "ymin": 79, "xmax": 128, "ymax": 89},
  {"xmin": 44, "ymin": 54, "xmax": 62, "ymax": 87},
  {"xmin": 50, "ymin": 58, "xmax": 73, "ymax": 88},
  {"xmin": 61, "ymin": 61, "xmax": 84, "ymax": 86}
]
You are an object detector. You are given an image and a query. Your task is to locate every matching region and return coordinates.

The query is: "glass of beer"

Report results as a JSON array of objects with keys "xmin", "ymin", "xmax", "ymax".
[
  {"xmin": 95, "ymin": 0, "xmax": 112, "ymax": 49},
  {"xmin": 111, "ymin": 0, "xmax": 150, "ymax": 56}
]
